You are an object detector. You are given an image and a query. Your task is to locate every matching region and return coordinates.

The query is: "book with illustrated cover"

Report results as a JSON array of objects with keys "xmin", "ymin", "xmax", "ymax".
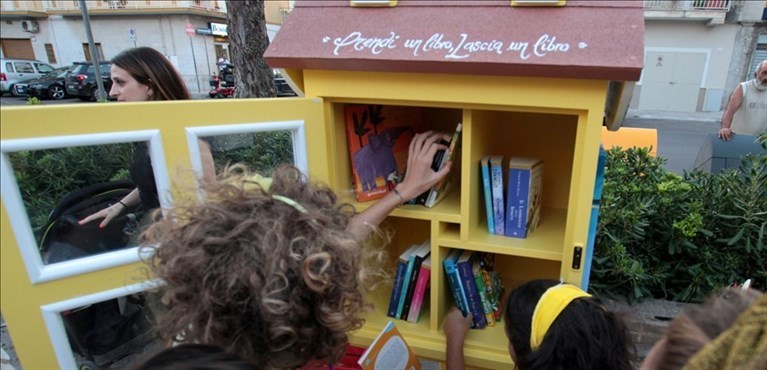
[
  {"xmin": 424, "ymin": 123, "xmax": 462, "ymax": 208},
  {"xmin": 358, "ymin": 321, "xmax": 421, "ymax": 370},
  {"xmin": 505, "ymin": 157, "xmax": 544, "ymax": 238},
  {"xmin": 480, "ymin": 156, "xmax": 495, "ymax": 234},
  {"xmin": 489, "ymin": 156, "xmax": 505, "ymax": 235},
  {"xmin": 345, "ymin": 104, "xmax": 424, "ymax": 202},
  {"xmin": 472, "ymin": 258, "xmax": 495, "ymax": 326},
  {"xmin": 406, "ymin": 255, "xmax": 431, "ymax": 323}
]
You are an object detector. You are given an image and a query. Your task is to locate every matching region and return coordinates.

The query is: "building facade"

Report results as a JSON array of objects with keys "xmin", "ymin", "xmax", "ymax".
[
  {"xmin": 0, "ymin": 0, "xmax": 292, "ymax": 94},
  {"xmin": 633, "ymin": 0, "xmax": 767, "ymax": 112}
]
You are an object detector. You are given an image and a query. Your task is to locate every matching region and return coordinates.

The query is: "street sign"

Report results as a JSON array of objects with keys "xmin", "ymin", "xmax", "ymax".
[
  {"xmin": 128, "ymin": 27, "xmax": 136, "ymax": 41},
  {"xmin": 196, "ymin": 27, "xmax": 213, "ymax": 35},
  {"xmin": 185, "ymin": 23, "xmax": 195, "ymax": 37}
]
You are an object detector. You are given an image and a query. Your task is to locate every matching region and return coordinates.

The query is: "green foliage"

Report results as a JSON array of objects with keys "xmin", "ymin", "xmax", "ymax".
[
  {"xmin": 8, "ymin": 144, "xmax": 133, "ymax": 234},
  {"xmin": 208, "ymin": 131, "xmax": 294, "ymax": 176},
  {"xmin": 26, "ymin": 97, "xmax": 42, "ymax": 105},
  {"xmin": 591, "ymin": 147, "xmax": 767, "ymax": 303}
]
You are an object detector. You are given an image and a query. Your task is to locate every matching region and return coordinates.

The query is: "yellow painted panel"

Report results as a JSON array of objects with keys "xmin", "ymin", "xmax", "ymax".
[{"xmin": 0, "ymin": 98, "xmax": 327, "ymax": 369}]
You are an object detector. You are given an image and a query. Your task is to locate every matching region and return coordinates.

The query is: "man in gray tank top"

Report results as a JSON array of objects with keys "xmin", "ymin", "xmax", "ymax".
[{"xmin": 719, "ymin": 60, "xmax": 767, "ymax": 141}]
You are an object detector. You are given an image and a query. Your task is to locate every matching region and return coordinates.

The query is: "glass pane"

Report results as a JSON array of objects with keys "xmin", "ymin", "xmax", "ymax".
[
  {"xmin": 7, "ymin": 142, "xmax": 159, "ymax": 264},
  {"xmin": 14, "ymin": 62, "xmax": 34, "ymax": 73},
  {"xmin": 205, "ymin": 130, "xmax": 295, "ymax": 176},
  {"xmin": 59, "ymin": 290, "xmax": 163, "ymax": 369}
]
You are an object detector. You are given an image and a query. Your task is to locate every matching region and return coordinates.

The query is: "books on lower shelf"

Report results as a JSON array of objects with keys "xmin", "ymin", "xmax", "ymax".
[
  {"xmin": 345, "ymin": 104, "xmax": 424, "ymax": 203},
  {"xmin": 481, "ymin": 155, "xmax": 544, "ymax": 239},
  {"xmin": 358, "ymin": 321, "xmax": 421, "ymax": 370},
  {"xmin": 443, "ymin": 249, "xmax": 505, "ymax": 329},
  {"xmin": 388, "ymin": 242, "xmax": 431, "ymax": 322}
]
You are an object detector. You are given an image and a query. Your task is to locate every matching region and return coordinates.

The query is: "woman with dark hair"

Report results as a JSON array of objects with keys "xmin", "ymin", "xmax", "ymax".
[
  {"xmin": 445, "ymin": 279, "xmax": 635, "ymax": 370},
  {"xmin": 79, "ymin": 46, "xmax": 215, "ymax": 228}
]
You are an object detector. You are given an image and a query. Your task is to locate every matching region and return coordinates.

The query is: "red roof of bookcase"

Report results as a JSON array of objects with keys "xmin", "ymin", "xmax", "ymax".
[{"xmin": 265, "ymin": 0, "xmax": 644, "ymax": 81}]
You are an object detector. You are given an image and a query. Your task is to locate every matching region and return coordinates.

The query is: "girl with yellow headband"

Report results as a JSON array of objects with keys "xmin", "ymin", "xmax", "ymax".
[{"xmin": 445, "ymin": 279, "xmax": 635, "ymax": 370}]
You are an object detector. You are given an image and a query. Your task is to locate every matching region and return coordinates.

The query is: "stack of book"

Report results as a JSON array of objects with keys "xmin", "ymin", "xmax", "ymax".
[
  {"xmin": 387, "ymin": 242, "xmax": 432, "ymax": 323},
  {"xmin": 480, "ymin": 155, "xmax": 544, "ymax": 238},
  {"xmin": 443, "ymin": 249, "xmax": 504, "ymax": 329}
]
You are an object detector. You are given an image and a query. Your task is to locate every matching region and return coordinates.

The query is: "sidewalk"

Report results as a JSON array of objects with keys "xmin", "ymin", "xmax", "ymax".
[{"xmin": 625, "ymin": 108, "xmax": 722, "ymax": 124}]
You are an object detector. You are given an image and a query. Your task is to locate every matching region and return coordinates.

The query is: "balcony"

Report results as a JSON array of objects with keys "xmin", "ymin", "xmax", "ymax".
[
  {"xmin": 0, "ymin": 1, "xmax": 47, "ymax": 19},
  {"xmin": 43, "ymin": 0, "xmax": 226, "ymax": 18},
  {"xmin": 644, "ymin": 0, "xmax": 731, "ymax": 25}
]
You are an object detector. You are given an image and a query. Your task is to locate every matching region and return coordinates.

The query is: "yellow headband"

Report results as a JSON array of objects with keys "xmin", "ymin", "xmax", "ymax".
[
  {"xmin": 243, "ymin": 174, "xmax": 307, "ymax": 213},
  {"xmin": 530, "ymin": 283, "xmax": 591, "ymax": 350}
]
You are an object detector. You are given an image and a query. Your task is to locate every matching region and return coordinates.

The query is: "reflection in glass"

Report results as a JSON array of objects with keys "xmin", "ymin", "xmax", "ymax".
[
  {"xmin": 207, "ymin": 130, "xmax": 294, "ymax": 176},
  {"xmin": 7, "ymin": 142, "xmax": 155, "ymax": 265},
  {"xmin": 59, "ymin": 291, "xmax": 163, "ymax": 369}
]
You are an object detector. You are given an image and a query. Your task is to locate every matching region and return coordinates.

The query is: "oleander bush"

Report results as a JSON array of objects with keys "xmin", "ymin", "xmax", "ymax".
[{"xmin": 590, "ymin": 137, "xmax": 767, "ymax": 303}]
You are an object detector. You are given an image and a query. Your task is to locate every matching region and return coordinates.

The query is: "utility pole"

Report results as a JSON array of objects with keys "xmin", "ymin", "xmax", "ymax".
[{"xmin": 79, "ymin": 0, "xmax": 107, "ymax": 101}]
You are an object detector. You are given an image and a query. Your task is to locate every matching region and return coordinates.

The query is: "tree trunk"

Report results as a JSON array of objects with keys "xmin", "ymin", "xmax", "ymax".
[{"xmin": 226, "ymin": 0, "xmax": 276, "ymax": 98}]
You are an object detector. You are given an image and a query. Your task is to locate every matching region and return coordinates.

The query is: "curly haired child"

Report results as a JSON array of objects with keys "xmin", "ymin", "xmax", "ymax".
[{"xmin": 140, "ymin": 132, "xmax": 451, "ymax": 369}]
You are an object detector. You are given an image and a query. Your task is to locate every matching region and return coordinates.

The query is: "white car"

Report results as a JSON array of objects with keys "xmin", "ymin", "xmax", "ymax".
[{"xmin": 0, "ymin": 58, "xmax": 54, "ymax": 96}]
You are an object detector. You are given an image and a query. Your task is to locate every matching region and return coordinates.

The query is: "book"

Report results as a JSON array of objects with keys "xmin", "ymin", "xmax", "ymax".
[
  {"xmin": 477, "ymin": 253, "xmax": 504, "ymax": 321},
  {"xmin": 424, "ymin": 123, "xmax": 462, "ymax": 208},
  {"xmin": 472, "ymin": 258, "xmax": 495, "ymax": 326},
  {"xmin": 489, "ymin": 156, "xmax": 505, "ymax": 235},
  {"xmin": 345, "ymin": 104, "xmax": 424, "ymax": 202},
  {"xmin": 505, "ymin": 157, "xmax": 544, "ymax": 238},
  {"xmin": 406, "ymin": 255, "xmax": 431, "ymax": 323},
  {"xmin": 388, "ymin": 243, "xmax": 421, "ymax": 319},
  {"xmin": 456, "ymin": 250, "xmax": 488, "ymax": 329},
  {"xmin": 400, "ymin": 243, "xmax": 431, "ymax": 321},
  {"xmin": 443, "ymin": 249, "xmax": 469, "ymax": 316},
  {"xmin": 358, "ymin": 321, "xmax": 421, "ymax": 370},
  {"xmin": 480, "ymin": 156, "xmax": 495, "ymax": 234}
]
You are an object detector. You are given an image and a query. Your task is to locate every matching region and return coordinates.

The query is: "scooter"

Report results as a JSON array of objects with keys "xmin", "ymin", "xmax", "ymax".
[{"xmin": 209, "ymin": 63, "xmax": 235, "ymax": 98}]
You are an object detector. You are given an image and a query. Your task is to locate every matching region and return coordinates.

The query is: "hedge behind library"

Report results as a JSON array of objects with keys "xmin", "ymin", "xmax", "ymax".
[{"xmin": 590, "ymin": 136, "xmax": 766, "ymax": 303}]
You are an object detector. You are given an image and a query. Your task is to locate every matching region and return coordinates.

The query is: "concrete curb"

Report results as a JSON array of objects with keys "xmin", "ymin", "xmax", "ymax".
[{"xmin": 626, "ymin": 109, "xmax": 722, "ymax": 124}]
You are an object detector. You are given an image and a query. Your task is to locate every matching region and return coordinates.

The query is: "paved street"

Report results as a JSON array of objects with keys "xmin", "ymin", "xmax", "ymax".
[{"xmin": 623, "ymin": 109, "xmax": 722, "ymax": 174}]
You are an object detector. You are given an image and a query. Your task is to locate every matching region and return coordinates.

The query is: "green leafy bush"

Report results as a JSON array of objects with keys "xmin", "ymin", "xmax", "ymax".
[
  {"xmin": 9, "ymin": 144, "xmax": 133, "ymax": 234},
  {"xmin": 591, "ymin": 145, "xmax": 767, "ymax": 303},
  {"xmin": 208, "ymin": 131, "xmax": 294, "ymax": 176},
  {"xmin": 26, "ymin": 97, "xmax": 42, "ymax": 105}
]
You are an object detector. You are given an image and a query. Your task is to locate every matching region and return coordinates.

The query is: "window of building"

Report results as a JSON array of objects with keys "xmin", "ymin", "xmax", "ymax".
[
  {"xmin": 82, "ymin": 43, "xmax": 104, "ymax": 62},
  {"xmin": 44, "ymin": 43, "xmax": 57, "ymax": 64},
  {"xmin": 750, "ymin": 34, "xmax": 766, "ymax": 74}
]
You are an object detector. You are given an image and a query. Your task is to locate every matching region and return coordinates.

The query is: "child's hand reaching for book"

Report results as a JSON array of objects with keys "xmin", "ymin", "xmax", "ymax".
[{"xmin": 397, "ymin": 131, "xmax": 451, "ymax": 200}]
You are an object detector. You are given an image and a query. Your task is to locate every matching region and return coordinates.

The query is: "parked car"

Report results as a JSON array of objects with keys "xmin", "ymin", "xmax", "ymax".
[
  {"xmin": 0, "ymin": 58, "xmax": 54, "ymax": 96},
  {"xmin": 65, "ymin": 61, "xmax": 113, "ymax": 101},
  {"xmin": 14, "ymin": 66, "xmax": 72, "ymax": 100}
]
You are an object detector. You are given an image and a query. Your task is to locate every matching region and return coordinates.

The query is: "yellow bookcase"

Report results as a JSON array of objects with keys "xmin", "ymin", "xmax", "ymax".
[{"xmin": 0, "ymin": 2, "xmax": 642, "ymax": 369}]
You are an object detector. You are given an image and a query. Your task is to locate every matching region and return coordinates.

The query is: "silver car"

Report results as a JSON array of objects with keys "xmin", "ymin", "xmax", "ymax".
[{"xmin": 0, "ymin": 58, "xmax": 54, "ymax": 96}]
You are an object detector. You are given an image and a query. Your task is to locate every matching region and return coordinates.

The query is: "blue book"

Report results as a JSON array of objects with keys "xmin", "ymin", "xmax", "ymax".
[
  {"xmin": 489, "ymin": 156, "xmax": 505, "ymax": 235},
  {"xmin": 456, "ymin": 250, "xmax": 488, "ymax": 329},
  {"xmin": 443, "ymin": 249, "xmax": 469, "ymax": 316},
  {"xmin": 505, "ymin": 157, "xmax": 543, "ymax": 238},
  {"xmin": 396, "ymin": 243, "xmax": 427, "ymax": 319},
  {"xmin": 480, "ymin": 156, "xmax": 495, "ymax": 234},
  {"xmin": 387, "ymin": 257, "xmax": 408, "ymax": 318},
  {"xmin": 391, "ymin": 243, "xmax": 421, "ymax": 319}
]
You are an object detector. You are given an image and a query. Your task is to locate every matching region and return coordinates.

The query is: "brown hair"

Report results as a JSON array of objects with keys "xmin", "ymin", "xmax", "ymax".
[
  {"xmin": 111, "ymin": 46, "xmax": 190, "ymax": 101},
  {"xmin": 140, "ymin": 165, "xmax": 387, "ymax": 369},
  {"xmin": 655, "ymin": 287, "xmax": 763, "ymax": 370}
]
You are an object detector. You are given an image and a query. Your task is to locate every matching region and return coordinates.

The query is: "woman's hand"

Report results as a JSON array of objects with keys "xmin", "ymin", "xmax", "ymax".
[
  {"xmin": 396, "ymin": 131, "xmax": 452, "ymax": 200},
  {"xmin": 79, "ymin": 202, "xmax": 125, "ymax": 228}
]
